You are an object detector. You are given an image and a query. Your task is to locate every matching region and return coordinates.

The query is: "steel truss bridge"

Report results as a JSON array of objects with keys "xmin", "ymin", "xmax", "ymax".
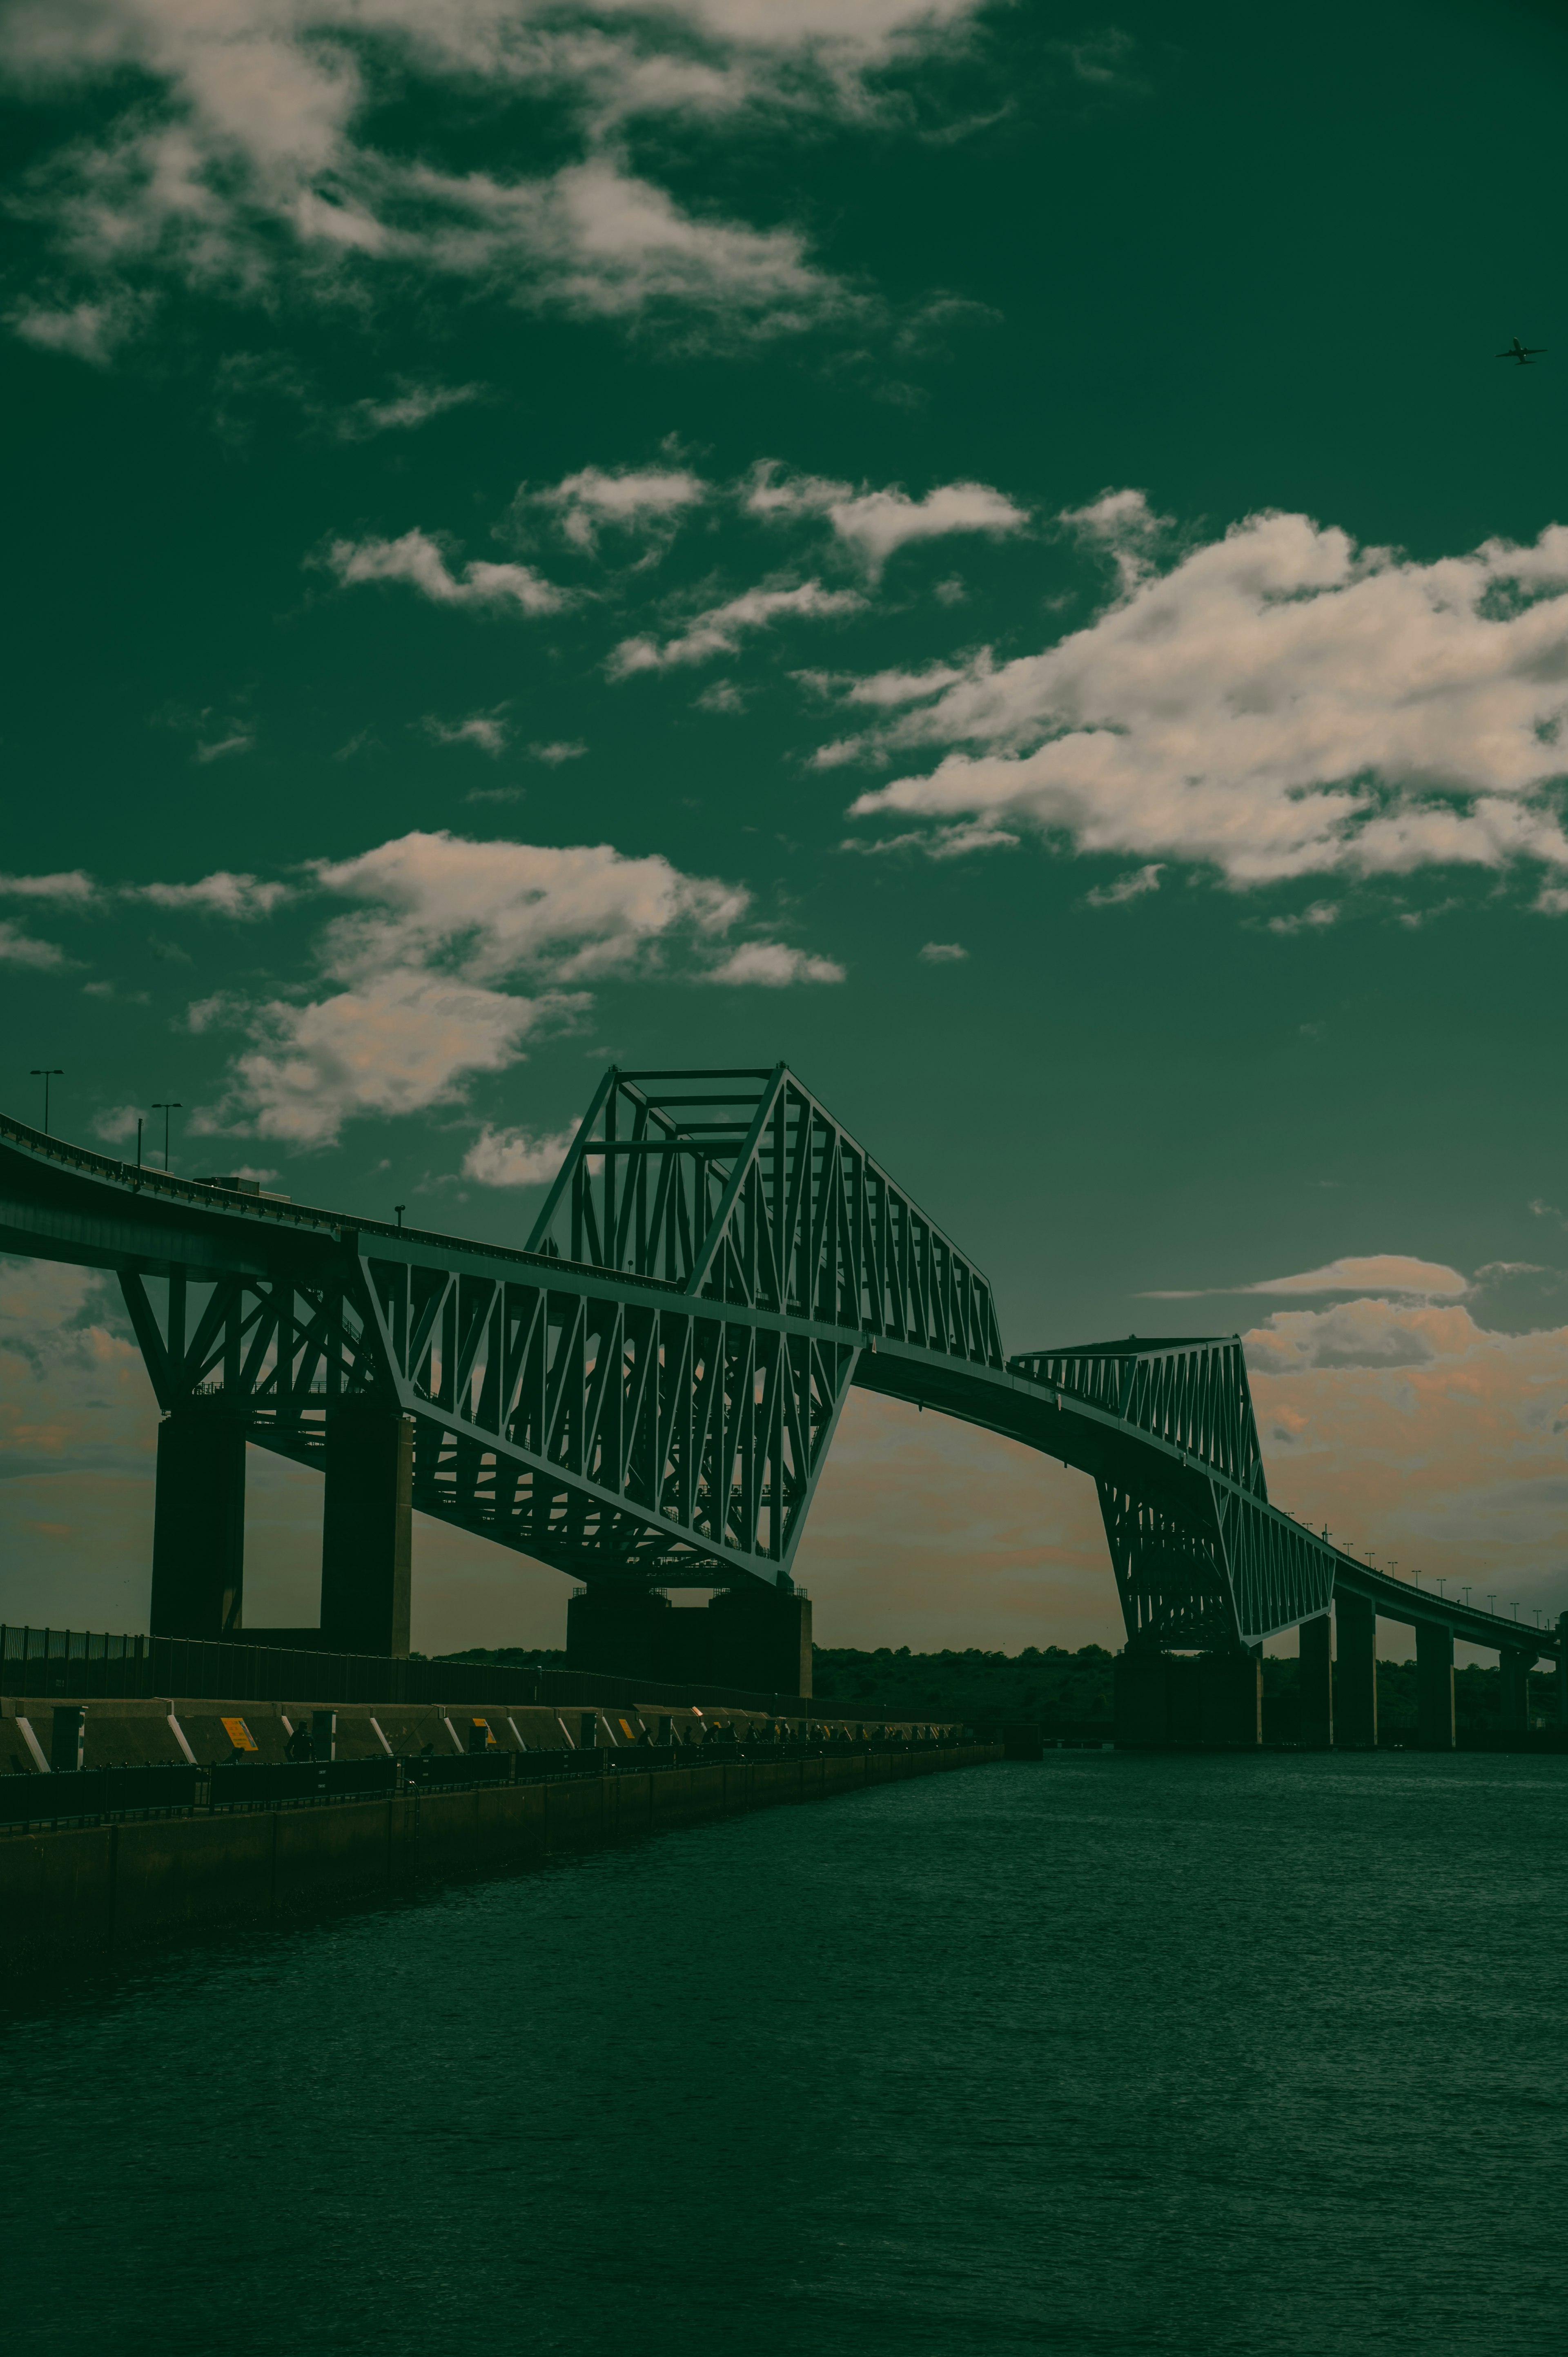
[{"xmin": 0, "ymin": 1063, "xmax": 1559, "ymax": 1679}]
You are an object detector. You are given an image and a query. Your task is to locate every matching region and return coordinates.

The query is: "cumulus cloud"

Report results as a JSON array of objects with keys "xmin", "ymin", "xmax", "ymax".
[
  {"xmin": 530, "ymin": 739, "xmax": 587, "ymax": 763},
  {"xmin": 211, "ymin": 968, "xmax": 551, "ymax": 1146},
  {"xmin": 0, "ymin": 921, "xmax": 66, "ymax": 968},
  {"xmin": 463, "ymin": 1122, "xmax": 579, "ymax": 1186},
  {"xmin": 702, "ymin": 941, "xmax": 845, "ymax": 984},
  {"xmin": 336, "ymin": 379, "xmax": 484, "ymax": 438},
  {"xmin": 1085, "ymin": 863, "xmax": 1161, "ymax": 907},
  {"xmin": 1, "ymin": 0, "xmax": 980, "ymax": 347},
  {"xmin": 747, "ymin": 464, "xmax": 1028, "ymax": 571},
  {"xmin": 843, "ymin": 506, "xmax": 1568, "ymax": 890},
  {"xmin": 323, "ymin": 530, "xmax": 565, "ymax": 614},
  {"xmin": 918, "ymin": 940, "xmax": 967, "ymax": 961},
  {"xmin": 135, "ymin": 872, "xmax": 287, "ymax": 919},
  {"xmin": 610, "ymin": 578, "xmax": 864, "ymax": 673},
  {"xmin": 192, "ymin": 830, "xmax": 842, "ymax": 1143},
  {"xmin": 1243, "ymin": 1294, "xmax": 1568, "ymax": 1611},
  {"xmin": 526, "ymin": 464, "xmax": 706, "ymax": 552},
  {"xmin": 0, "ymin": 871, "xmax": 98, "ymax": 903},
  {"xmin": 423, "ymin": 710, "xmax": 511, "ymax": 756}
]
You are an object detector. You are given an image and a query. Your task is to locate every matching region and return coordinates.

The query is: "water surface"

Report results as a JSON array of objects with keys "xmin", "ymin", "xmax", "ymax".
[{"xmin": 4, "ymin": 1752, "xmax": 1564, "ymax": 2355}]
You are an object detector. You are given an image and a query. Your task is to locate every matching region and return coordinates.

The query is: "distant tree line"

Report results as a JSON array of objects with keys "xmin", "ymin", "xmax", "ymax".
[{"xmin": 434, "ymin": 1638, "xmax": 1559, "ymax": 1739}]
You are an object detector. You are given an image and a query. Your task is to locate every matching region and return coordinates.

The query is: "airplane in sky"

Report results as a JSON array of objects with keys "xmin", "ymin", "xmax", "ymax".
[{"xmin": 1497, "ymin": 337, "xmax": 1547, "ymax": 364}]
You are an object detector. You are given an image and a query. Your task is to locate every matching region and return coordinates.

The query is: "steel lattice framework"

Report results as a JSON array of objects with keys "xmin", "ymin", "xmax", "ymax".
[{"xmin": 0, "ymin": 1068, "xmax": 1557, "ymax": 1661}]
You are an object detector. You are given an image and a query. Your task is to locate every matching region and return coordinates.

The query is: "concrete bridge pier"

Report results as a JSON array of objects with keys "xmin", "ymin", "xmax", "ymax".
[
  {"xmin": 1416, "ymin": 1621, "xmax": 1455, "ymax": 1750},
  {"xmin": 566, "ymin": 1581, "xmax": 812, "ymax": 1695},
  {"xmin": 1298, "ymin": 1611, "xmax": 1333, "ymax": 1748},
  {"xmin": 1559, "ymin": 1614, "xmax": 1568, "ymax": 1728},
  {"xmin": 149, "ymin": 1400, "xmax": 247, "ymax": 1639},
  {"xmin": 1112, "ymin": 1650, "xmax": 1261, "ymax": 1747},
  {"xmin": 319, "ymin": 1405, "xmax": 414, "ymax": 1657},
  {"xmin": 1333, "ymin": 1593, "xmax": 1377, "ymax": 1748},
  {"xmin": 1499, "ymin": 1648, "xmax": 1531, "ymax": 1736}
]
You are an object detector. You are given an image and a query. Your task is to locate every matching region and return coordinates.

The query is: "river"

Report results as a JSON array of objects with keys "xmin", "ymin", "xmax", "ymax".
[{"xmin": 4, "ymin": 1749, "xmax": 1564, "ymax": 2355}]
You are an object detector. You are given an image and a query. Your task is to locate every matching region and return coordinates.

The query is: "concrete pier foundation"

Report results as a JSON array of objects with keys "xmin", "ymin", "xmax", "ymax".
[
  {"xmin": 149, "ymin": 1403, "xmax": 247, "ymax": 1638},
  {"xmin": 319, "ymin": 1405, "xmax": 413, "ymax": 1657},
  {"xmin": 1113, "ymin": 1651, "xmax": 1261, "ymax": 1748},
  {"xmin": 1334, "ymin": 1592, "xmax": 1377, "ymax": 1748},
  {"xmin": 1499, "ymin": 1648, "xmax": 1531, "ymax": 1736},
  {"xmin": 1298, "ymin": 1612, "xmax": 1334, "ymax": 1748},
  {"xmin": 1416, "ymin": 1621, "xmax": 1455, "ymax": 1750},
  {"xmin": 567, "ymin": 1583, "xmax": 813, "ymax": 1696}
]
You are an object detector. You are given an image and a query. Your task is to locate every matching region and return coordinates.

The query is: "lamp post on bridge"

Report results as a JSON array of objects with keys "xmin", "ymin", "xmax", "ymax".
[
  {"xmin": 150, "ymin": 1102, "xmax": 182, "ymax": 1173},
  {"xmin": 29, "ymin": 1068, "xmax": 62, "ymax": 1135},
  {"xmin": 1488, "ymin": 1593, "xmax": 1498, "ymax": 1615},
  {"xmin": 1435, "ymin": 1577, "xmax": 1446, "ymax": 1601}
]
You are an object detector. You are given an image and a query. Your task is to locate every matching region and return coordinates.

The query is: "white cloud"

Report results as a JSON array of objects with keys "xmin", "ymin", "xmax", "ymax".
[
  {"xmin": 527, "ymin": 463, "xmax": 706, "ymax": 551},
  {"xmin": 1085, "ymin": 862, "xmax": 1162, "ymax": 907},
  {"xmin": 323, "ymin": 529, "xmax": 565, "ymax": 614},
  {"xmin": 529, "ymin": 738, "xmax": 587, "ymax": 763},
  {"xmin": 0, "ymin": 0, "xmax": 971, "ymax": 347},
  {"xmin": 312, "ymin": 831, "xmax": 748, "ymax": 984},
  {"xmin": 0, "ymin": 870, "xmax": 98, "ymax": 902},
  {"xmin": 845, "ymin": 506, "xmax": 1568, "ymax": 888},
  {"xmin": 826, "ymin": 482, "xmax": 1029, "ymax": 573},
  {"xmin": 702, "ymin": 940, "xmax": 845, "ymax": 984},
  {"xmin": 611, "ymin": 578, "xmax": 864, "ymax": 673},
  {"xmin": 747, "ymin": 464, "xmax": 1028, "ymax": 571},
  {"xmin": 424, "ymin": 711, "xmax": 511, "ymax": 756},
  {"xmin": 0, "ymin": 921, "xmax": 65, "ymax": 968},
  {"xmin": 1145, "ymin": 1253, "xmax": 1471, "ymax": 1302},
  {"xmin": 195, "ymin": 830, "xmax": 841, "ymax": 1143},
  {"xmin": 212, "ymin": 968, "xmax": 551, "ymax": 1146},
  {"xmin": 337, "ymin": 379, "xmax": 484, "ymax": 437},
  {"xmin": 8, "ymin": 291, "xmax": 149, "ymax": 364},
  {"xmin": 91, "ymin": 1104, "xmax": 141, "ymax": 1143},
  {"xmin": 136, "ymin": 872, "xmax": 287, "ymax": 919},
  {"xmin": 194, "ymin": 732, "xmax": 254, "ymax": 763},
  {"xmin": 918, "ymin": 940, "xmax": 967, "ymax": 961},
  {"xmin": 463, "ymin": 1122, "xmax": 579, "ymax": 1186}
]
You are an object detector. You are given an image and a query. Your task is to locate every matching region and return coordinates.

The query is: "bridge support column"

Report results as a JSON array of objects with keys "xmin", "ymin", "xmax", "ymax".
[
  {"xmin": 567, "ymin": 1587, "xmax": 673, "ymax": 1682},
  {"xmin": 1114, "ymin": 1652, "xmax": 1259, "ymax": 1747},
  {"xmin": 705, "ymin": 1585, "xmax": 813, "ymax": 1697},
  {"xmin": 1334, "ymin": 1593, "xmax": 1377, "ymax": 1748},
  {"xmin": 149, "ymin": 1403, "xmax": 246, "ymax": 1638},
  {"xmin": 1416, "ymin": 1621, "xmax": 1455, "ymax": 1750},
  {"xmin": 1559, "ymin": 1613, "xmax": 1568, "ymax": 1728},
  {"xmin": 319, "ymin": 1405, "xmax": 412, "ymax": 1657},
  {"xmin": 1499, "ymin": 1648, "xmax": 1531, "ymax": 1737},
  {"xmin": 1298, "ymin": 1611, "xmax": 1333, "ymax": 1748}
]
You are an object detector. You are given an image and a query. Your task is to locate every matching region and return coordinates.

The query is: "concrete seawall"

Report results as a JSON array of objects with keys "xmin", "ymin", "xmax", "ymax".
[{"xmin": 2, "ymin": 1745, "xmax": 1000, "ymax": 1972}]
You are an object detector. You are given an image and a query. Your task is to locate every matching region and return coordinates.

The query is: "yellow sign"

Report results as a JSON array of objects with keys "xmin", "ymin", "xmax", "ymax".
[{"xmin": 221, "ymin": 1716, "xmax": 258, "ymax": 1752}]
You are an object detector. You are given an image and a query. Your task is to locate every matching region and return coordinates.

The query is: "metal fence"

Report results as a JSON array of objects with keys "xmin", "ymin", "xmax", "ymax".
[
  {"xmin": 0, "ymin": 1733, "xmax": 953, "ymax": 1833},
  {"xmin": 0, "ymin": 1626, "xmax": 825, "ymax": 1716}
]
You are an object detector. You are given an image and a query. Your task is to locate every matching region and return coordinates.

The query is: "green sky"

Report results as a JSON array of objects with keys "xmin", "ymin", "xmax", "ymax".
[{"xmin": 4, "ymin": 0, "xmax": 1568, "ymax": 1656}]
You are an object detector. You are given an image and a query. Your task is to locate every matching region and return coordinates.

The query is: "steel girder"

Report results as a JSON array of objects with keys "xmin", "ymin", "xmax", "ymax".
[{"xmin": 0, "ymin": 1090, "xmax": 1556, "ymax": 1660}]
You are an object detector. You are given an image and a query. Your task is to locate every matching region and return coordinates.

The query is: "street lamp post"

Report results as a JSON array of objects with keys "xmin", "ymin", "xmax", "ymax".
[
  {"xmin": 29, "ymin": 1068, "xmax": 62, "ymax": 1134},
  {"xmin": 150, "ymin": 1102, "xmax": 182, "ymax": 1173},
  {"xmin": 394, "ymin": 1204, "xmax": 406, "ymax": 1232}
]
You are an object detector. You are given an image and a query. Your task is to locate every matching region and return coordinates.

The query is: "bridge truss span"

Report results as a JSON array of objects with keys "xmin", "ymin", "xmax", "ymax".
[{"xmin": 0, "ymin": 1074, "xmax": 1558, "ymax": 1671}]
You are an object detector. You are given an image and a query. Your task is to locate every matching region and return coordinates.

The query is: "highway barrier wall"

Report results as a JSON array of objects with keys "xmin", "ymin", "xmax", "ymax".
[{"xmin": 1, "ymin": 1739, "xmax": 1000, "ymax": 1973}]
